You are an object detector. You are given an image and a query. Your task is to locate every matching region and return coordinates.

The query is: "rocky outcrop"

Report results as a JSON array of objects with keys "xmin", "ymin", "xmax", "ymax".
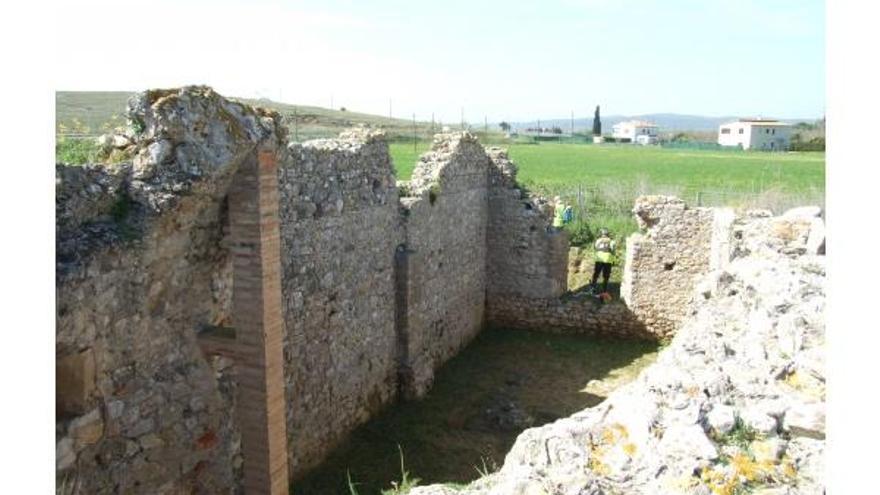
[{"xmin": 413, "ymin": 208, "xmax": 826, "ymax": 495}]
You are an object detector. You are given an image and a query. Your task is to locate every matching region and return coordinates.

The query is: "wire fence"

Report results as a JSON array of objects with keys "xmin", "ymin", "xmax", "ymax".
[{"xmin": 550, "ymin": 182, "xmax": 825, "ymax": 221}]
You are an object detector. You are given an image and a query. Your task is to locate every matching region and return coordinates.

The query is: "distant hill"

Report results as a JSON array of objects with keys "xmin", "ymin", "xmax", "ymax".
[
  {"xmin": 55, "ymin": 91, "xmax": 451, "ymax": 142},
  {"xmin": 57, "ymin": 92, "xmax": 817, "ymax": 141},
  {"xmin": 504, "ymin": 113, "xmax": 813, "ymax": 133}
]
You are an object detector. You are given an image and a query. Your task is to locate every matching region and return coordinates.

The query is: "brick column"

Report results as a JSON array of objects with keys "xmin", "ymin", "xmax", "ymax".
[{"xmin": 229, "ymin": 146, "xmax": 289, "ymax": 494}]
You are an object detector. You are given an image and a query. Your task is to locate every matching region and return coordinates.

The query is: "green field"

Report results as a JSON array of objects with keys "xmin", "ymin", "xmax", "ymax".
[
  {"xmin": 390, "ymin": 141, "xmax": 825, "ymax": 257},
  {"xmin": 391, "ymin": 142, "xmax": 824, "ymax": 195}
]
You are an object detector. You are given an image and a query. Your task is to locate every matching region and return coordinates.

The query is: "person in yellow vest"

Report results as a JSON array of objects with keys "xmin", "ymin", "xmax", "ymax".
[
  {"xmin": 552, "ymin": 196, "xmax": 573, "ymax": 230},
  {"xmin": 590, "ymin": 228, "xmax": 616, "ymax": 294}
]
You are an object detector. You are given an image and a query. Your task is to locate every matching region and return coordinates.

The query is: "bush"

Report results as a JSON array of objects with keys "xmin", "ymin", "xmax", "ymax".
[
  {"xmin": 566, "ymin": 220, "xmax": 594, "ymax": 247},
  {"xmin": 790, "ymin": 136, "xmax": 825, "ymax": 152}
]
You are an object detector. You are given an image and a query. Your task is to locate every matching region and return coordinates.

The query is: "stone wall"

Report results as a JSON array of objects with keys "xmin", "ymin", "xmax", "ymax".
[
  {"xmin": 487, "ymin": 294, "xmax": 649, "ymax": 339},
  {"xmin": 277, "ymin": 129, "xmax": 400, "ymax": 474},
  {"xmin": 620, "ymin": 196, "xmax": 731, "ymax": 338},
  {"xmin": 485, "ymin": 148, "xmax": 569, "ymax": 301},
  {"xmin": 56, "ymin": 87, "xmax": 285, "ymax": 493},
  {"xmin": 396, "ymin": 133, "xmax": 490, "ymax": 398}
]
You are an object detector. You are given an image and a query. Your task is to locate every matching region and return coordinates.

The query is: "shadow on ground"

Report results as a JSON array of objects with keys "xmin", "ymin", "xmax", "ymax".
[{"xmin": 291, "ymin": 328, "xmax": 659, "ymax": 495}]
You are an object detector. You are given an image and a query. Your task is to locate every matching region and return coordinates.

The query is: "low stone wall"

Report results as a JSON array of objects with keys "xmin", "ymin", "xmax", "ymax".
[
  {"xmin": 487, "ymin": 295, "xmax": 650, "ymax": 339},
  {"xmin": 396, "ymin": 133, "xmax": 490, "ymax": 398},
  {"xmin": 278, "ymin": 129, "xmax": 400, "ymax": 474}
]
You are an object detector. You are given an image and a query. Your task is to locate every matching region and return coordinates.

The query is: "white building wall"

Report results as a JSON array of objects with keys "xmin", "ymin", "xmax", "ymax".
[
  {"xmin": 614, "ymin": 123, "xmax": 658, "ymax": 142},
  {"xmin": 748, "ymin": 125, "xmax": 792, "ymax": 151},
  {"xmin": 718, "ymin": 122, "xmax": 751, "ymax": 148}
]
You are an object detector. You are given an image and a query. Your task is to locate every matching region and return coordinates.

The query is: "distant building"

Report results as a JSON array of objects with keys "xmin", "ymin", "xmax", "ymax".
[
  {"xmin": 612, "ymin": 120, "xmax": 659, "ymax": 144},
  {"xmin": 717, "ymin": 119, "xmax": 793, "ymax": 150}
]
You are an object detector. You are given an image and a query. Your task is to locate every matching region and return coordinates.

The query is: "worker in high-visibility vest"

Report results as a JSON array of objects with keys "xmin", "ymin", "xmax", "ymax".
[
  {"xmin": 590, "ymin": 228, "xmax": 616, "ymax": 294},
  {"xmin": 552, "ymin": 196, "xmax": 573, "ymax": 229}
]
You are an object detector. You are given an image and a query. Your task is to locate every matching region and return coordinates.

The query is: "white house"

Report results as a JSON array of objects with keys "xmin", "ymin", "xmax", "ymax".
[
  {"xmin": 717, "ymin": 119, "xmax": 793, "ymax": 150},
  {"xmin": 612, "ymin": 120, "xmax": 659, "ymax": 144}
]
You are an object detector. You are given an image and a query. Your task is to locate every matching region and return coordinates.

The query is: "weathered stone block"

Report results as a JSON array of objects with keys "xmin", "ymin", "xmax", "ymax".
[{"xmin": 56, "ymin": 348, "xmax": 96, "ymax": 416}]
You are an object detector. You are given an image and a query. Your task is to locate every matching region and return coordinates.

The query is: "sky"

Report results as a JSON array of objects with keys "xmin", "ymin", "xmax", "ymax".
[{"xmin": 54, "ymin": 0, "xmax": 825, "ymax": 123}]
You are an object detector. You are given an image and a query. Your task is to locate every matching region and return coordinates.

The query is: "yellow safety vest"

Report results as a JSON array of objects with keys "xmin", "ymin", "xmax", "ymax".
[
  {"xmin": 594, "ymin": 236, "xmax": 616, "ymax": 263},
  {"xmin": 553, "ymin": 203, "xmax": 566, "ymax": 227}
]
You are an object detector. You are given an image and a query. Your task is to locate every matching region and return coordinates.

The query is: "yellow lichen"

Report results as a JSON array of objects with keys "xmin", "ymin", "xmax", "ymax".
[{"xmin": 586, "ymin": 423, "xmax": 630, "ymax": 476}]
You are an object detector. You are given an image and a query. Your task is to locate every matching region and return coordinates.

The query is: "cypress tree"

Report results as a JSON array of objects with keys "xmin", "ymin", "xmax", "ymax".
[{"xmin": 592, "ymin": 105, "xmax": 602, "ymax": 136}]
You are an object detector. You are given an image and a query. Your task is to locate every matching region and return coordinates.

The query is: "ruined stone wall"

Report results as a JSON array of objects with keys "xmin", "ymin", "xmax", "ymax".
[
  {"xmin": 397, "ymin": 133, "xmax": 489, "ymax": 398},
  {"xmin": 58, "ymin": 87, "xmax": 765, "ymax": 493},
  {"xmin": 56, "ymin": 87, "xmax": 285, "ymax": 493},
  {"xmin": 485, "ymin": 148, "xmax": 568, "ymax": 301},
  {"xmin": 277, "ymin": 129, "xmax": 400, "ymax": 474},
  {"xmin": 620, "ymin": 196, "xmax": 729, "ymax": 338}
]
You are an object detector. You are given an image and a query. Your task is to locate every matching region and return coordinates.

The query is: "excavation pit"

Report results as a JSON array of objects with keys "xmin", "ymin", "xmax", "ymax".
[{"xmin": 292, "ymin": 328, "xmax": 658, "ymax": 494}]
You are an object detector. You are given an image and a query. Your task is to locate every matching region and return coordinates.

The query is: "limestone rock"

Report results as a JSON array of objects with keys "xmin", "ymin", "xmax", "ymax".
[
  {"xmin": 783, "ymin": 403, "xmax": 825, "ymax": 440},
  {"xmin": 740, "ymin": 408, "xmax": 778, "ymax": 436},
  {"xmin": 57, "ymin": 437, "xmax": 76, "ymax": 471},
  {"xmin": 659, "ymin": 424, "xmax": 718, "ymax": 461},
  {"xmin": 69, "ymin": 408, "xmax": 104, "ymax": 450},
  {"xmin": 705, "ymin": 404, "xmax": 736, "ymax": 435}
]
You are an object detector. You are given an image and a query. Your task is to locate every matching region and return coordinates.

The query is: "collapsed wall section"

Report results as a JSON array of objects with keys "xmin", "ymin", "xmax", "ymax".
[
  {"xmin": 396, "ymin": 133, "xmax": 489, "ymax": 398},
  {"xmin": 277, "ymin": 129, "xmax": 400, "ymax": 474}
]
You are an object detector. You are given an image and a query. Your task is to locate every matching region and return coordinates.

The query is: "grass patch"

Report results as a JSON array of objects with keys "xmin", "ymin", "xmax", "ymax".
[
  {"xmin": 292, "ymin": 328, "xmax": 658, "ymax": 495},
  {"xmin": 715, "ymin": 417, "xmax": 759, "ymax": 451},
  {"xmin": 56, "ymin": 137, "xmax": 102, "ymax": 165}
]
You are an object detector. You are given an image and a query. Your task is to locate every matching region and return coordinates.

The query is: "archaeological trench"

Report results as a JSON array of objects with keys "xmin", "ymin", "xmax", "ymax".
[{"xmin": 56, "ymin": 87, "xmax": 826, "ymax": 495}]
